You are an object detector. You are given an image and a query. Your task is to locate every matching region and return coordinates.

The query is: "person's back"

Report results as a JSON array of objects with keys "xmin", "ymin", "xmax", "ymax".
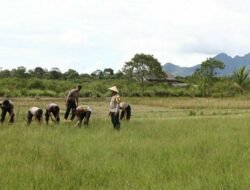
[
  {"xmin": 29, "ymin": 107, "xmax": 40, "ymax": 115},
  {"xmin": 119, "ymin": 102, "xmax": 128, "ymax": 109},
  {"xmin": 64, "ymin": 85, "xmax": 82, "ymax": 121},
  {"xmin": 67, "ymin": 89, "xmax": 80, "ymax": 101}
]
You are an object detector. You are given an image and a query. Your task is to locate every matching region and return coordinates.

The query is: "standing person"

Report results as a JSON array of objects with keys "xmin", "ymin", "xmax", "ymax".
[
  {"xmin": 0, "ymin": 99, "xmax": 14, "ymax": 124},
  {"xmin": 27, "ymin": 107, "xmax": 43, "ymax": 125},
  {"xmin": 45, "ymin": 103, "xmax": 60, "ymax": 124},
  {"xmin": 73, "ymin": 105, "xmax": 92, "ymax": 127},
  {"xmin": 108, "ymin": 86, "xmax": 121, "ymax": 130},
  {"xmin": 64, "ymin": 85, "xmax": 82, "ymax": 121},
  {"xmin": 119, "ymin": 102, "xmax": 131, "ymax": 121}
]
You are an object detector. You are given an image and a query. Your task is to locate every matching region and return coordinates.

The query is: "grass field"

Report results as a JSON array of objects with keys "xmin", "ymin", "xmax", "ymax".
[{"xmin": 0, "ymin": 97, "xmax": 249, "ymax": 189}]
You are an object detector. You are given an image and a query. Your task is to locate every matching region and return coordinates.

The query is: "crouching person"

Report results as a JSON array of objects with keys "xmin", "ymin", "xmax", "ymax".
[
  {"xmin": 119, "ymin": 102, "xmax": 131, "ymax": 121},
  {"xmin": 27, "ymin": 107, "xmax": 43, "ymax": 125},
  {"xmin": 0, "ymin": 99, "xmax": 14, "ymax": 124},
  {"xmin": 73, "ymin": 105, "xmax": 92, "ymax": 128},
  {"xmin": 45, "ymin": 103, "xmax": 60, "ymax": 124}
]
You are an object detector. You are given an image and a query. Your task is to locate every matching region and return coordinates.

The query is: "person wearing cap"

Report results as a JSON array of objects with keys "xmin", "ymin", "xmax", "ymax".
[
  {"xmin": 73, "ymin": 105, "xmax": 92, "ymax": 127},
  {"xmin": 0, "ymin": 99, "xmax": 14, "ymax": 124},
  {"xmin": 119, "ymin": 102, "xmax": 131, "ymax": 121},
  {"xmin": 108, "ymin": 86, "xmax": 121, "ymax": 130},
  {"xmin": 27, "ymin": 107, "xmax": 43, "ymax": 125},
  {"xmin": 45, "ymin": 103, "xmax": 60, "ymax": 124},
  {"xmin": 64, "ymin": 85, "xmax": 82, "ymax": 121}
]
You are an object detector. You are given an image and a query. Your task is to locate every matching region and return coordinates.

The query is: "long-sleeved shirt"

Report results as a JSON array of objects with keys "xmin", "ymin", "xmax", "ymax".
[{"xmin": 109, "ymin": 95, "xmax": 120, "ymax": 113}]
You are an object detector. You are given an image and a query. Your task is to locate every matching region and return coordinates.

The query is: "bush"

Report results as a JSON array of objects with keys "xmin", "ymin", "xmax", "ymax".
[
  {"xmin": 0, "ymin": 89, "xmax": 11, "ymax": 97},
  {"xmin": 211, "ymin": 80, "xmax": 237, "ymax": 97},
  {"xmin": 130, "ymin": 92, "xmax": 141, "ymax": 97},
  {"xmin": 82, "ymin": 91, "xmax": 92, "ymax": 97},
  {"xmin": 28, "ymin": 79, "xmax": 46, "ymax": 90},
  {"xmin": 27, "ymin": 89, "xmax": 57, "ymax": 97},
  {"xmin": 142, "ymin": 91, "xmax": 154, "ymax": 97},
  {"xmin": 154, "ymin": 91, "xmax": 170, "ymax": 97}
]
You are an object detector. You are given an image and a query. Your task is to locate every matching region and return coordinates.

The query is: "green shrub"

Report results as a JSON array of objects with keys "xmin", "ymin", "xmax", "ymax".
[
  {"xmin": 28, "ymin": 79, "xmax": 46, "ymax": 90},
  {"xmin": 154, "ymin": 91, "xmax": 170, "ymax": 97},
  {"xmin": 81, "ymin": 91, "xmax": 92, "ymax": 97},
  {"xmin": 130, "ymin": 92, "xmax": 141, "ymax": 97},
  {"xmin": 27, "ymin": 89, "xmax": 57, "ymax": 97},
  {"xmin": 0, "ymin": 89, "xmax": 11, "ymax": 97},
  {"xmin": 142, "ymin": 91, "xmax": 154, "ymax": 97},
  {"xmin": 188, "ymin": 110, "xmax": 196, "ymax": 116}
]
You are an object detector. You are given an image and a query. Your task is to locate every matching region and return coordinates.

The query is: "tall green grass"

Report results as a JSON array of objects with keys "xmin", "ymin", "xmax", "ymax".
[{"xmin": 0, "ymin": 115, "xmax": 249, "ymax": 189}]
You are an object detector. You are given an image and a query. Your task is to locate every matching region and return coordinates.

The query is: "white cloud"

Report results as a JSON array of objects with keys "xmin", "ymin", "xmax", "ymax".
[{"xmin": 0, "ymin": 0, "xmax": 250, "ymax": 72}]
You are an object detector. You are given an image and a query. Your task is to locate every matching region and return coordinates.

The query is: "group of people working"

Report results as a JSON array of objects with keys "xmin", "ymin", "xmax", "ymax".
[{"xmin": 0, "ymin": 85, "xmax": 131, "ymax": 129}]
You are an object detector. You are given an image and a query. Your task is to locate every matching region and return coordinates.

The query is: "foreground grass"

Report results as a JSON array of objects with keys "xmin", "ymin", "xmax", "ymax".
[{"xmin": 0, "ymin": 115, "xmax": 249, "ymax": 189}]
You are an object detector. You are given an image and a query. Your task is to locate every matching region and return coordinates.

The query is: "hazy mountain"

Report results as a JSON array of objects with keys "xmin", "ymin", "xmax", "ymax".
[
  {"xmin": 163, "ymin": 63, "xmax": 200, "ymax": 77},
  {"xmin": 162, "ymin": 53, "xmax": 250, "ymax": 77}
]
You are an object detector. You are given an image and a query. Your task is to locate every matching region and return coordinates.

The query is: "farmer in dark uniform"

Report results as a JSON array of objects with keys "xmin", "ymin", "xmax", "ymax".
[
  {"xmin": 119, "ymin": 102, "xmax": 131, "ymax": 121},
  {"xmin": 27, "ymin": 107, "xmax": 43, "ymax": 125},
  {"xmin": 108, "ymin": 86, "xmax": 121, "ymax": 130},
  {"xmin": 64, "ymin": 85, "xmax": 82, "ymax": 121},
  {"xmin": 0, "ymin": 99, "xmax": 14, "ymax": 124},
  {"xmin": 73, "ymin": 105, "xmax": 92, "ymax": 127},
  {"xmin": 45, "ymin": 103, "xmax": 60, "ymax": 124}
]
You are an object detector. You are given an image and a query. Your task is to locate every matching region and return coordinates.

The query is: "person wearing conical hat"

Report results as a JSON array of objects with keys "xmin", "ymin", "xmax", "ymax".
[
  {"xmin": 0, "ymin": 99, "xmax": 14, "ymax": 124},
  {"xmin": 108, "ymin": 86, "xmax": 121, "ymax": 130}
]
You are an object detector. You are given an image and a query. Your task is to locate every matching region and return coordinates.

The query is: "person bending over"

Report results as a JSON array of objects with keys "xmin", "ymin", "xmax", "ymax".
[
  {"xmin": 45, "ymin": 103, "xmax": 60, "ymax": 124},
  {"xmin": 73, "ymin": 105, "xmax": 92, "ymax": 128},
  {"xmin": 27, "ymin": 107, "xmax": 43, "ymax": 125},
  {"xmin": 0, "ymin": 99, "xmax": 14, "ymax": 124},
  {"xmin": 119, "ymin": 102, "xmax": 131, "ymax": 121}
]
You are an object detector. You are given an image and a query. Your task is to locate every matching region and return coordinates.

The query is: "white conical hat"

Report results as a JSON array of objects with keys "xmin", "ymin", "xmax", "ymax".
[{"xmin": 108, "ymin": 86, "xmax": 119, "ymax": 93}]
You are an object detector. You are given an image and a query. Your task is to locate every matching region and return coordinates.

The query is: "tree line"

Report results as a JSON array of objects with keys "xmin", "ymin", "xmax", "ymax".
[
  {"xmin": 0, "ymin": 53, "xmax": 250, "ymax": 98},
  {"xmin": 0, "ymin": 66, "xmax": 124, "ymax": 80}
]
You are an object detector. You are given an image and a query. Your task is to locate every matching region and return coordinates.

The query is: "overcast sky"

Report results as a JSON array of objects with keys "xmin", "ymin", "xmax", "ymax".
[{"xmin": 1, "ymin": 0, "xmax": 250, "ymax": 73}]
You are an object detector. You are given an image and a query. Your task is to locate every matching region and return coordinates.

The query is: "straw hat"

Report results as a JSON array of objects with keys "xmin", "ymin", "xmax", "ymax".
[{"xmin": 108, "ymin": 86, "xmax": 119, "ymax": 93}]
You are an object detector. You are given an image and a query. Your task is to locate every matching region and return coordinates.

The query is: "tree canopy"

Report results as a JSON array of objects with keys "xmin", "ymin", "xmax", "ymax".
[
  {"xmin": 122, "ymin": 53, "xmax": 165, "ymax": 94},
  {"xmin": 194, "ymin": 58, "xmax": 225, "ymax": 78}
]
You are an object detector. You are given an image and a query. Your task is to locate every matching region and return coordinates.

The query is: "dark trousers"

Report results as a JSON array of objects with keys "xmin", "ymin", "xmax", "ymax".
[
  {"xmin": 45, "ymin": 109, "xmax": 60, "ymax": 124},
  {"xmin": 64, "ymin": 100, "xmax": 77, "ymax": 120},
  {"xmin": 111, "ymin": 112, "xmax": 120, "ymax": 130},
  {"xmin": 1, "ymin": 108, "xmax": 14, "ymax": 123},
  {"xmin": 120, "ymin": 105, "xmax": 131, "ymax": 120},
  {"xmin": 77, "ymin": 111, "xmax": 91, "ymax": 126}
]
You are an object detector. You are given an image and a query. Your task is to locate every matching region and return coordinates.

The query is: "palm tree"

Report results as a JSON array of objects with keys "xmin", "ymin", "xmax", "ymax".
[{"xmin": 233, "ymin": 66, "xmax": 249, "ymax": 91}]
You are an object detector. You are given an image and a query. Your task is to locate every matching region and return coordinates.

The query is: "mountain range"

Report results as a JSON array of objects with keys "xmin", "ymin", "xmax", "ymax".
[{"xmin": 162, "ymin": 53, "xmax": 250, "ymax": 77}]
